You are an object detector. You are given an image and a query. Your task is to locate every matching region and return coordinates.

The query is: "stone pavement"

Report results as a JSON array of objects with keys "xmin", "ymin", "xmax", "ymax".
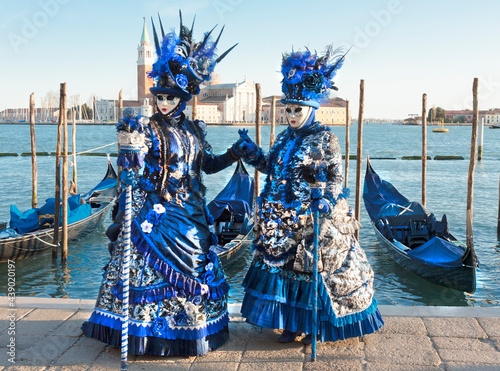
[{"xmin": 1, "ymin": 297, "xmax": 500, "ymax": 370}]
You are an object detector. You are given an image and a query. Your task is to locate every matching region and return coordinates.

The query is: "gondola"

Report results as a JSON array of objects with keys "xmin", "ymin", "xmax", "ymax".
[
  {"xmin": 0, "ymin": 160, "xmax": 118, "ymax": 262},
  {"xmin": 209, "ymin": 160, "xmax": 254, "ymax": 267},
  {"xmin": 363, "ymin": 158, "xmax": 477, "ymax": 293}
]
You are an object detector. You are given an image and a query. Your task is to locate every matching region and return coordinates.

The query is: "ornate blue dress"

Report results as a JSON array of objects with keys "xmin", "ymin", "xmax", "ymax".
[
  {"xmin": 83, "ymin": 113, "xmax": 238, "ymax": 356},
  {"xmin": 241, "ymin": 122, "xmax": 384, "ymax": 341}
]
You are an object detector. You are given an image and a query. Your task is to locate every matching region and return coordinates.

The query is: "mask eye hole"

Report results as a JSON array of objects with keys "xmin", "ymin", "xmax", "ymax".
[
  {"xmin": 285, "ymin": 108, "xmax": 291, "ymax": 113},
  {"xmin": 167, "ymin": 96, "xmax": 175, "ymax": 101},
  {"xmin": 294, "ymin": 107, "xmax": 302, "ymax": 114},
  {"xmin": 157, "ymin": 95, "xmax": 165, "ymax": 101}
]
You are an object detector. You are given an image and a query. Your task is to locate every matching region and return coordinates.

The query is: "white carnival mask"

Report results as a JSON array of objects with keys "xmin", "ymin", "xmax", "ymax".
[
  {"xmin": 285, "ymin": 104, "xmax": 313, "ymax": 129},
  {"xmin": 156, "ymin": 95, "xmax": 182, "ymax": 116}
]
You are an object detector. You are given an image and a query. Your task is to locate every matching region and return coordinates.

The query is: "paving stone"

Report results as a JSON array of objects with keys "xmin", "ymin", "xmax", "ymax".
[
  {"xmin": 1, "ymin": 367, "xmax": 47, "ymax": 371},
  {"xmin": 432, "ymin": 336, "xmax": 497, "ymax": 351},
  {"xmin": 15, "ymin": 309, "xmax": 77, "ymax": 337},
  {"xmin": 52, "ymin": 340, "xmax": 104, "ymax": 366},
  {"xmin": 0, "ymin": 308, "xmax": 32, "ymax": 333},
  {"xmin": 444, "ymin": 362, "xmax": 500, "ymax": 370},
  {"xmin": 73, "ymin": 336, "xmax": 107, "ymax": 349},
  {"xmin": 366, "ymin": 363, "xmax": 442, "ymax": 370},
  {"xmin": 303, "ymin": 337, "xmax": 364, "ymax": 358},
  {"xmin": 241, "ymin": 335, "xmax": 305, "ymax": 362},
  {"xmin": 478, "ymin": 318, "xmax": 500, "ymax": 337},
  {"xmin": 0, "ymin": 333, "xmax": 46, "ymax": 350},
  {"xmin": 364, "ymin": 333, "xmax": 440, "ymax": 366},
  {"xmin": 51, "ymin": 309, "xmax": 92, "ymax": 337},
  {"xmin": 378, "ymin": 316, "xmax": 427, "ymax": 335},
  {"xmin": 423, "ymin": 317, "xmax": 487, "ymax": 338},
  {"xmin": 15, "ymin": 334, "xmax": 79, "ymax": 366},
  {"xmin": 438, "ymin": 349, "xmax": 500, "ymax": 364},
  {"xmin": 239, "ymin": 361, "xmax": 304, "ymax": 371},
  {"xmin": 89, "ymin": 346, "xmax": 122, "ymax": 370},
  {"xmin": 132, "ymin": 354, "xmax": 194, "ymax": 365},
  {"xmin": 189, "ymin": 361, "xmax": 239, "ymax": 370},
  {"xmin": 128, "ymin": 361, "xmax": 191, "ymax": 370},
  {"xmin": 492, "ymin": 337, "xmax": 500, "ymax": 351},
  {"xmin": 191, "ymin": 335, "xmax": 245, "ymax": 363},
  {"xmin": 303, "ymin": 358, "xmax": 363, "ymax": 370},
  {"xmin": 230, "ymin": 322, "xmax": 279, "ymax": 341},
  {"xmin": 46, "ymin": 365, "xmax": 88, "ymax": 370},
  {"xmin": 363, "ymin": 333, "xmax": 434, "ymax": 350}
]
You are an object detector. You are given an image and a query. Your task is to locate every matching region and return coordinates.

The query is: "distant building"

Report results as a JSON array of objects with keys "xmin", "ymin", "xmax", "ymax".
[
  {"xmin": 137, "ymin": 18, "xmax": 154, "ymax": 103},
  {"xmin": 444, "ymin": 109, "xmax": 489, "ymax": 124},
  {"xmin": 444, "ymin": 110, "xmax": 474, "ymax": 123},
  {"xmin": 197, "ymin": 78, "xmax": 256, "ymax": 123},
  {"xmin": 484, "ymin": 109, "xmax": 500, "ymax": 124}
]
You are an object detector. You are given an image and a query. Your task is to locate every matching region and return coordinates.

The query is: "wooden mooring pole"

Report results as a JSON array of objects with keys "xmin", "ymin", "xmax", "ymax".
[
  {"xmin": 355, "ymin": 80, "xmax": 365, "ymax": 241},
  {"xmin": 478, "ymin": 117, "xmax": 484, "ymax": 161},
  {"xmin": 344, "ymin": 100, "xmax": 350, "ymax": 188},
  {"xmin": 498, "ymin": 174, "xmax": 500, "ymax": 237},
  {"xmin": 270, "ymin": 96, "xmax": 276, "ymax": 147},
  {"xmin": 254, "ymin": 83, "xmax": 262, "ymax": 206},
  {"xmin": 30, "ymin": 93, "xmax": 38, "ymax": 209},
  {"xmin": 62, "ymin": 85, "xmax": 69, "ymax": 262},
  {"xmin": 118, "ymin": 89, "xmax": 123, "ymax": 121},
  {"xmin": 71, "ymin": 108, "xmax": 77, "ymax": 194},
  {"xmin": 422, "ymin": 93, "xmax": 427, "ymax": 207},
  {"xmin": 192, "ymin": 95, "xmax": 198, "ymax": 121},
  {"xmin": 466, "ymin": 78, "xmax": 479, "ymax": 249},
  {"xmin": 53, "ymin": 83, "xmax": 65, "ymax": 258}
]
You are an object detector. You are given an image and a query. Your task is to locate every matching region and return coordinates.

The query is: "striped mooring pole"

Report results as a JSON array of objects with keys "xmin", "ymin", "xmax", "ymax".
[{"xmin": 121, "ymin": 185, "xmax": 132, "ymax": 370}]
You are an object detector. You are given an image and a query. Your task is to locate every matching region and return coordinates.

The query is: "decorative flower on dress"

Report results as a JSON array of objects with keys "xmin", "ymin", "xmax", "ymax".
[
  {"xmin": 167, "ymin": 316, "xmax": 176, "ymax": 329},
  {"xmin": 141, "ymin": 220, "xmax": 153, "ymax": 234},
  {"xmin": 152, "ymin": 317, "xmax": 168, "ymax": 337},
  {"xmin": 146, "ymin": 210, "xmax": 161, "ymax": 225},
  {"xmin": 174, "ymin": 311, "xmax": 189, "ymax": 326},
  {"xmin": 202, "ymin": 271, "xmax": 215, "ymax": 284},
  {"xmin": 191, "ymin": 295, "xmax": 203, "ymax": 306},
  {"xmin": 184, "ymin": 301, "xmax": 197, "ymax": 317},
  {"xmin": 201, "ymin": 284, "xmax": 209, "ymax": 295},
  {"xmin": 153, "ymin": 203, "xmax": 166, "ymax": 214}
]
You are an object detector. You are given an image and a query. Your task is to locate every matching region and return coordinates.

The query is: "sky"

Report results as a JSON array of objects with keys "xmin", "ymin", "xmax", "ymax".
[{"xmin": 1, "ymin": 0, "xmax": 499, "ymax": 120}]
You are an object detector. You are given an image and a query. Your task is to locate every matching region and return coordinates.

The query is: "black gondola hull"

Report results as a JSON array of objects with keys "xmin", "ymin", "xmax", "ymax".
[
  {"xmin": 363, "ymin": 159, "xmax": 477, "ymax": 293},
  {"xmin": 372, "ymin": 219, "xmax": 476, "ymax": 293}
]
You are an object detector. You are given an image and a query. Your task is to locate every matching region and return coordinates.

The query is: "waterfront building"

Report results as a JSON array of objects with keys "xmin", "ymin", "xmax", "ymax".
[
  {"xmin": 197, "ymin": 78, "xmax": 256, "ymax": 123},
  {"xmin": 484, "ymin": 109, "xmax": 500, "ymax": 124}
]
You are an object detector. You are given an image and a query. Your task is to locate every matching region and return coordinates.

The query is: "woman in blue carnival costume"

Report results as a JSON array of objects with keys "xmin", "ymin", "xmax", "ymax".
[
  {"xmin": 239, "ymin": 46, "xmax": 384, "ymax": 344},
  {"xmin": 82, "ymin": 13, "xmax": 254, "ymax": 356}
]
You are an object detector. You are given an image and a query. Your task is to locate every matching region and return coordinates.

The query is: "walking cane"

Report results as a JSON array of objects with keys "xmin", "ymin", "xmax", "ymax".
[
  {"xmin": 311, "ymin": 203, "xmax": 320, "ymax": 362},
  {"xmin": 310, "ymin": 182, "xmax": 325, "ymax": 362},
  {"xmin": 121, "ymin": 184, "xmax": 132, "ymax": 370}
]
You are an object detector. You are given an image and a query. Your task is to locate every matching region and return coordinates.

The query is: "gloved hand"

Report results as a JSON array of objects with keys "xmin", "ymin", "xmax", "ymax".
[
  {"xmin": 311, "ymin": 198, "xmax": 330, "ymax": 214},
  {"xmin": 120, "ymin": 169, "xmax": 137, "ymax": 187},
  {"xmin": 232, "ymin": 138, "xmax": 248, "ymax": 158},
  {"xmin": 231, "ymin": 129, "xmax": 259, "ymax": 158},
  {"xmin": 238, "ymin": 129, "xmax": 259, "ymax": 158}
]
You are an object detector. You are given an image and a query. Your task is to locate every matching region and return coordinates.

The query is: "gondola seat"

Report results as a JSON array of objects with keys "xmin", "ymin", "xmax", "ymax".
[{"xmin": 407, "ymin": 219, "xmax": 429, "ymax": 248}]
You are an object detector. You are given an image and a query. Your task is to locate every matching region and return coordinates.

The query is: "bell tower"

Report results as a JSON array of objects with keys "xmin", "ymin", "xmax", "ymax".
[{"xmin": 137, "ymin": 18, "xmax": 154, "ymax": 102}]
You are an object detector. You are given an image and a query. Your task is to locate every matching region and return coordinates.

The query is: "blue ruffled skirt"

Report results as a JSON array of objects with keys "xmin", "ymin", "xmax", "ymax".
[
  {"xmin": 82, "ymin": 191, "xmax": 229, "ymax": 356},
  {"xmin": 241, "ymin": 260, "xmax": 384, "ymax": 342}
]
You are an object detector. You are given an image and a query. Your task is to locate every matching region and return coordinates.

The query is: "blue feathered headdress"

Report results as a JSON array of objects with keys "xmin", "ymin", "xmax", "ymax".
[
  {"xmin": 281, "ymin": 45, "xmax": 350, "ymax": 109},
  {"xmin": 149, "ymin": 11, "xmax": 237, "ymax": 101}
]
